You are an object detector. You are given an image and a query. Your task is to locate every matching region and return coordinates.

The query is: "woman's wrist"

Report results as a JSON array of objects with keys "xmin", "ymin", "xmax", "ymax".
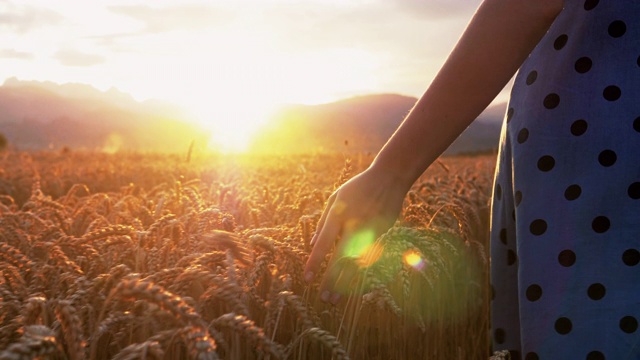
[{"xmin": 366, "ymin": 157, "xmax": 422, "ymax": 194}]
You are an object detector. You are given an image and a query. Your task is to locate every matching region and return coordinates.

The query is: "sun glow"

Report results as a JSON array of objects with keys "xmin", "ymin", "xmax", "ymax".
[
  {"xmin": 187, "ymin": 97, "xmax": 277, "ymax": 153},
  {"xmin": 172, "ymin": 42, "xmax": 379, "ymax": 153},
  {"xmin": 100, "ymin": 22, "xmax": 382, "ymax": 153}
]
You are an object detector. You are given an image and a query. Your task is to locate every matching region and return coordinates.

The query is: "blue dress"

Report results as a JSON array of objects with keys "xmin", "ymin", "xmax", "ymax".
[{"xmin": 490, "ymin": 1, "xmax": 640, "ymax": 359}]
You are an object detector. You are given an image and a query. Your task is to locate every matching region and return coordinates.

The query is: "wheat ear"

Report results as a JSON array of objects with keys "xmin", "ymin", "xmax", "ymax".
[
  {"xmin": 211, "ymin": 313, "xmax": 285, "ymax": 359},
  {"xmin": 0, "ymin": 325, "xmax": 58, "ymax": 360}
]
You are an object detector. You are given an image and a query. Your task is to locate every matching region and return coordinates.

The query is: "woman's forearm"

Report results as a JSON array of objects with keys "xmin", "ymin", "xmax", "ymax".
[{"xmin": 370, "ymin": 0, "xmax": 563, "ymax": 188}]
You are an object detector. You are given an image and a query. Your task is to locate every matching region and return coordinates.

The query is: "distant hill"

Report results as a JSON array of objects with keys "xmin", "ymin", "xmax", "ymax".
[
  {"xmin": 252, "ymin": 94, "xmax": 506, "ymax": 155},
  {"xmin": 0, "ymin": 79, "xmax": 505, "ymax": 154},
  {"xmin": 0, "ymin": 78, "xmax": 207, "ymax": 152}
]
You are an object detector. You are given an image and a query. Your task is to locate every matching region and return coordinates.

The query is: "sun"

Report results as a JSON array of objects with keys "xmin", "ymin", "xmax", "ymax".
[
  {"xmin": 174, "ymin": 47, "xmax": 378, "ymax": 154},
  {"xmin": 187, "ymin": 95, "xmax": 277, "ymax": 154},
  {"xmin": 116, "ymin": 26, "xmax": 381, "ymax": 154}
]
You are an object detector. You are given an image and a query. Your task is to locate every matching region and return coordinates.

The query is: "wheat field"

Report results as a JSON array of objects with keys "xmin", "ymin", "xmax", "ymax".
[{"xmin": 0, "ymin": 150, "xmax": 499, "ymax": 360}]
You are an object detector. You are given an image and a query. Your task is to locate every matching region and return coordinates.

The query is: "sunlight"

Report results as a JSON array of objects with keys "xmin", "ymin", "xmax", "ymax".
[
  {"xmin": 179, "ymin": 47, "xmax": 378, "ymax": 153},
  {"xmin": 108, "ymin": 25, "xmax": 381, "ymax": 153},
  {"xmin": 187, "ymin": 96, "xmax": 277, "ymax": 153}
]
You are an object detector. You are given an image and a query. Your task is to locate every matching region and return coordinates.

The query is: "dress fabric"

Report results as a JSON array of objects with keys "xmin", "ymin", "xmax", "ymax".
[{"xmin": 490, "ymin": 1, "xmax": 640, "ymax": 359}]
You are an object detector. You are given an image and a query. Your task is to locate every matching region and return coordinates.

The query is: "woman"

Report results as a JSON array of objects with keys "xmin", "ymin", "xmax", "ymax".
[{"xmin": 304, "ymin": 0, "xmax": 640, "ymax": 358}]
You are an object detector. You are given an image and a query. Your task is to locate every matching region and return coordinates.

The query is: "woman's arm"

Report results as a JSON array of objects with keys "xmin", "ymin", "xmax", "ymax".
[
  {"xmin": 372, "ymin": 0, "xmax": 564, "ymax": 189},
  {"xmin": 305, "ymin": 0, "xmax": 564, "ymax": 304}
]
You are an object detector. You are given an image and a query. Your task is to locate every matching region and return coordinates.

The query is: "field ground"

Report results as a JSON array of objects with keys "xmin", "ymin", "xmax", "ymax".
[{"xmin": 0, "ymin": 150, "xmax": 500, "ymax": 359}]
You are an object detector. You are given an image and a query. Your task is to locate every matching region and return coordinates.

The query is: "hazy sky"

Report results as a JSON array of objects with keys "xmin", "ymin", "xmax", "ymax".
[{"xmin": 1, "ymin": 0, "xmax": 497, "ymax": 148}]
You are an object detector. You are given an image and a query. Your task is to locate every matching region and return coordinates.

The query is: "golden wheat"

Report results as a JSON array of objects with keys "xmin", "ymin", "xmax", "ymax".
[{"xmin": 0, "ymin": 150, "xmax": 495, "ymax": 359}]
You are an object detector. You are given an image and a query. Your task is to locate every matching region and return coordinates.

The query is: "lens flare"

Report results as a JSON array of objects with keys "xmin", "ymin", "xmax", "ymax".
[
  {"xmin": 403, "ymin": 250, "xmax": 425, "ymax": 271},
  {"xmin": 343, "ymin": 229, "xmax": 375, "ymax": 259},
  {"xmin": 342, "ymin": 228, "xmax": 382, "ymax": 267}
]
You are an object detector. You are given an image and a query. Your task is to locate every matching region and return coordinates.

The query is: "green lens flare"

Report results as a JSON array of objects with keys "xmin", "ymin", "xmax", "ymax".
[{"xmin": 342, "ymin": 228, "xmax": 376, "ymax": 259}]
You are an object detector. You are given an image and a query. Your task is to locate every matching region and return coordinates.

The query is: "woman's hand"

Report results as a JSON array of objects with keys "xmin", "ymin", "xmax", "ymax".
[{"xmin": 304, "ymin": 166, "xmax": 410, "ymax": 304}]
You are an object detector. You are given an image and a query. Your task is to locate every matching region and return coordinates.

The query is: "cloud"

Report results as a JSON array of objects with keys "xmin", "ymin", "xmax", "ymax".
[
  {"xmin": 255, "ymin": 1, "xmax": 471, "ymax": 59},
  {"xmin": 107, "ymin": 4, "xmax": 231, "ymax": 34},
  {"xmin": 260, "ymin": 3, "xmax": 401, "ymax": 50},
  {"xmin": 391, "ymin": 0, "xmax": 480, "ymax": 19},
  {"xmin": 0, "ymin": 2, "xmax": 64, "ymax": 34},
  {"xmin": 54, "ymin": 49, "xmax": 105, "ymax": 67},
  {"xmin": 0, "ymin": 48, "xmax": 33, "ymax": 59}
]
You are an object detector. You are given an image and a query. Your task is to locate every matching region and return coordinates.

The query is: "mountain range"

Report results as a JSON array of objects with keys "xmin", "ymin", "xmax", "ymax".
[
  {"xmin": 0, "ymin": 78, "xmax": 505, "ymax": 154},
  {"xmin": 0, "ymin": 78, "xmax": 206, "ymax": 152},
  {"xmin": 250, "ymin": 94, "xmax": 505, "ymax": 155}
]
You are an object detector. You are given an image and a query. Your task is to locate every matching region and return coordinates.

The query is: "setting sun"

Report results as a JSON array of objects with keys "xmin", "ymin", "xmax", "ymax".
[{"xmin": 158, "ymin": 42, "xmax": 382, "ymax": 153}]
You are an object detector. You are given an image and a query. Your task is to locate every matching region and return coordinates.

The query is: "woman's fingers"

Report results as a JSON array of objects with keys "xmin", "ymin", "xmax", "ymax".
[
  {"xmin": 310, "ymin": 193, "xmax": 336, "ymax": 247},
  {"xmin": 315, "ymin": 221, "xmax": 379, "ymax": 303},
  {"xmin": 321, "ymin": 255, "xmax": 360, "ymax": 304},
  {"xmin": 304, "ymin": 202, "xmax": 343, "ymax": 283}
]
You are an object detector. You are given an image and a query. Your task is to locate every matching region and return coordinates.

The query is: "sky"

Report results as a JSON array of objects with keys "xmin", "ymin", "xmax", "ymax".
[{"xmin": 0, "ymin": 0, "xmax": 501, "ymax": 150}]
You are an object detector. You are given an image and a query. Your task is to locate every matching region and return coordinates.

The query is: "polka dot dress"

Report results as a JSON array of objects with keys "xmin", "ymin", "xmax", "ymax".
[{"xmin": 490, "ymin": 1, "xmax": 640, "ymax": 359}]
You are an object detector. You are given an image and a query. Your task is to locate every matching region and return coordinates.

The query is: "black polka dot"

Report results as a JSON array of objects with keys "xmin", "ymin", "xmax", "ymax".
[
  {"xmin": 526, "ymin": 71, "xmax": 538, "ymax": 85},
  {"xmin": 603, "ymin": 85, "xmax": 621, "ymax": 101},
  {"xmin": 634, "ymin": 117, "xmax": 640, "ymax": 132},
  {"xmin": 575, "ymin": 57, "xmax": 593, "ymax": 73},
  {"xmin": 499, "ymin": 228, "xmax": 507, "ymax": 245},
  {"xmin": 517, "ymin": 128, "xmax": 530, "ymax": 144},
  {"xmin": 608, "ymin": 20, "xmax": 627, "ymax": 38},
  {"xmin": 588, "ymin": 283, "xmax": 606, "ymax": 300},
  {"xmin": 555, "ymin": 317, "xmax": 572, "ymax": 334},
  {"xmin": 559, "ymin": 250, "xmax": 576, "ymax": 267},
  {"xmin": 592, "ymin": 216, "xmax": 610, "ymax": 233},
  {"xmin": 554, "ymin": 34, "xmax": 568, "ymax": 50},
  {"xmin": 622, "ymin": 249, "xmax": 640, "ymax": 266},
  {"xmin": 544, "ymin": 93, "xmax": 560, "ymax": 109},
  {"xmin": 620, "ymin": 316, "xmax": 638, "ymax": 333},
  {"xmin": 628, "ymin": 183, "xmax": 640, "ymax": 199},
  {"xmin": 507, "ymin": 249, "xmax": 517, "ymax": 266},
  {"xmin": 526, "ymin": 284, "xmax": 542, "ymax": 301},
  {"xmin": 564, "ymin": 184, "xmax": 582, "ymax": 200},
  {"xmin": 584, "ymin": 0, "xmax": 599, "ymax": 10},
  {"xmin": 537, "ymin": 155, "xmax": 555, "ymax": 172},
  {"xmin": 515, "ymin": 191, "xmax": 522, "ymax": 206},
  {"xmin": 494, "ymin": 328, "xmax": 506, "ymax": 344},
  {"xmin": 506, "ymin": 107, "xmax": 514, "ymax": 123},
  {"xmin": 495, "ymin": 184, "xmax": 502, "ymax": 200},
  {"xmin": 598, "ymin": 150, "xmax": 617, "ymax": 167},
  {"xmin": 525, "ymin": 353, "xmax": 540, "ymax": 360},
  {"xmin": 571, "ymin": 119, "xmax": 588, "ymax": 136},
  {"xmin": 530, "ymin": 219, "xmax": 547, "ymax": 236},
  {"xmin": 586, "ymin": 351, "xmax": 605, "ymax": 360}
]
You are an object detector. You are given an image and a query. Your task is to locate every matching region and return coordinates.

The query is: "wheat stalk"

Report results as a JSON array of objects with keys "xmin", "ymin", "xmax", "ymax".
[
  {"xmin": 211, "ymin": 313, "xmax": 285, "ymax": 359},
  {"xmin": 54, "ymin": 300, "xmax": 86, "ymax": 360},
  {"xmin": 288, "ymin": 327, "xmax": 350, "ymax": 360},
  {"xmin": 111, "ymin": 340, "xmax": 164, "ymax": 360}
]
